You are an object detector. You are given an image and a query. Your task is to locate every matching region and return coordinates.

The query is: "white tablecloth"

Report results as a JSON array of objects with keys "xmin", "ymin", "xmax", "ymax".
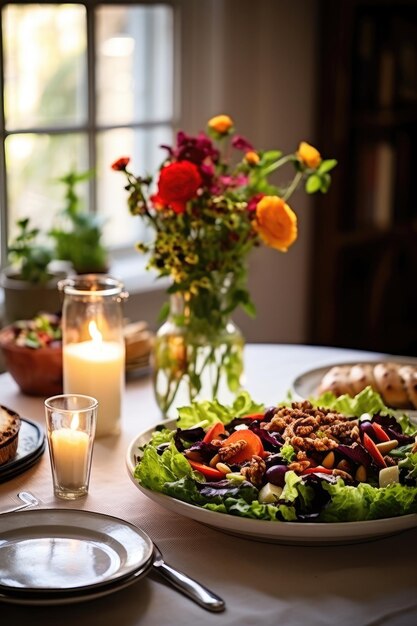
[{"xmin": 1, "ymin": 344, "xmax": 417, "ymax": 626}]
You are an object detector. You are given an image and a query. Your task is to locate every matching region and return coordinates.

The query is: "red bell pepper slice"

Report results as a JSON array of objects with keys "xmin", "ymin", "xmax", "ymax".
[
  {"xmin": 188, "ymin": 459, "xmax": 224, "ymax": 481},
  {"xmin": 203, "ymin": 421, "xmax": 226, "ymax": 444},
  {"xmin": 301, "ymin": 466, "xmax": 333, "ymax": 475},
  {"xmin": 363, "ymin": 432, "xmax": 387, "ymax": 468},
  {"xmin": 371, "ymin": 422, "xmax": 391, "ymax": 442},
  {"xmin": 243, "ymin": 413, "xmax": 265, "ymax": 421}
]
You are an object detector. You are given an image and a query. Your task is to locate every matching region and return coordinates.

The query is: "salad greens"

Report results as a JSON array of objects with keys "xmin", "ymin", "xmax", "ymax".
[{"xmin": 134, "ymin": 389, "xmax": 417, "ymax": 523}]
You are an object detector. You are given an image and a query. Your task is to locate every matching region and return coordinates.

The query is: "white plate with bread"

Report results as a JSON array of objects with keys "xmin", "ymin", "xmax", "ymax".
[{"xmin": 292, "ymin": 360, "xmax": 417, "ymax": 420}]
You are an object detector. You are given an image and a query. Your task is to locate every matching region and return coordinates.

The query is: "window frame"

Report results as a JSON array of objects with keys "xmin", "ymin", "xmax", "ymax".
[{"xmin": 0, "ymin": 0, "xmax": 180, "ymax": 268}]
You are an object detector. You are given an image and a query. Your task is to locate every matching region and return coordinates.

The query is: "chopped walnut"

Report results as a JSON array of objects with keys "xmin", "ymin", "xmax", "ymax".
[
  {"xmin": 262, "ymin": 401, "xmax": 359, "ymax": 454},
  {"xmin": 332, "ymin": 468, "xmax": 353, "ymax": 481},
  {"xmin": 218, "ymin": 440, "xmax": 246, "ymax": 462},
  {"xmin": 240, "ymin": 455, "xmax": 266, "ymax": 486},
  {"xmin": 288, "ymin": 459, "xmax": 311, "ymax": 473}
]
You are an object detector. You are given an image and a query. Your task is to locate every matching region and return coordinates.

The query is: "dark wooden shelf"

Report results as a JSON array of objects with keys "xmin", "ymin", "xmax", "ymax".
[
  {"xmin": 352, "ymin": 108, "xmax": 417, "ymax": 130},
  {"xmin": 309, "ymin": 0, "xmax": 417, "ymax": 357}
]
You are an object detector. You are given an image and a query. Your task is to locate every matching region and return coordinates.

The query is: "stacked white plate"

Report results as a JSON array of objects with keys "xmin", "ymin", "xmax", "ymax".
[{"xmin": 0, "ymin": 509, "xmax": 154, "ymax": 605}]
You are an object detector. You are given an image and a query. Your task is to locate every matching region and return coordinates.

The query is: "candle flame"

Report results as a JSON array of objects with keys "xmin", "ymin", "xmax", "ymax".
[
  {"xmin": 88, "ymin": 321, "xmax": 103, "ymax": 344},
  {"xmin": 70, "ymin": 413, "xmax": 80, "ymax": 430}
]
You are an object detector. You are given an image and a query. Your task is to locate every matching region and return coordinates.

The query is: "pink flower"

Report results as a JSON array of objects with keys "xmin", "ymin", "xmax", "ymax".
[
  {"xmin": 231, "ymin": 135, "xmax": 254, "ymax": 152},
  {"xmin": 219, "ymin": 174, "xmax": 248, "ymax": 189},
  {"xmin": 247, "ymin": 193, "xmax": 265, "ymax": 212}
]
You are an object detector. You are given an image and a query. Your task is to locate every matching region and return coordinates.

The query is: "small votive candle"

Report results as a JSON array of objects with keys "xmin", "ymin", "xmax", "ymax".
[{"xmin": 45, "ymin": 394, "xmax": 98, "ymax": 500}]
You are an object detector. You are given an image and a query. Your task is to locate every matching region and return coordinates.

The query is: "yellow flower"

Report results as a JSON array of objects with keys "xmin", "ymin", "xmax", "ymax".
[
  {"xmin": 297, "ymin": 141, "xmax": 321, "ymax": 169},
  {"xmin": 245, "ymin": 151, "xmax": 260, "ymax": 165},
  {"xmin": 255, "ymin": 196, "xmax": 297, "ymax": 252},
  {"xmin": 207, "ymin": 114, "xmax": 234, "ymax": 135}
]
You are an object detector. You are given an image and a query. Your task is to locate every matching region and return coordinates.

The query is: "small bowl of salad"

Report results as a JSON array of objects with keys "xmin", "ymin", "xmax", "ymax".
[{"xmin": 0, "ymin": 313, "xmax": 63, "ymax": 396}]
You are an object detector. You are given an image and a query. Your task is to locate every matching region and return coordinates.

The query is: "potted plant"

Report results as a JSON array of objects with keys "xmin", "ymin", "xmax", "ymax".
[
  {"xmin": 0, "ymin": 218, "xmax": 69, "ymax": 324},
  {"xmin": 49, "ymin": 169, "xmax": 109, "ymax": 274}
]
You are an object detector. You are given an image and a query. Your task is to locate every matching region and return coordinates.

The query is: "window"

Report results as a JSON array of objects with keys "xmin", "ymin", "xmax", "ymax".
[{"xmin": 0, "ymin": 2, "xmax": 176, "ymax": 267}]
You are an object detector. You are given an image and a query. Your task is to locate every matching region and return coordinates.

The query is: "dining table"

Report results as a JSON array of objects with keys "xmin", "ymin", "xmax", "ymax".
[{"xmin": 1, "ymin": 342, "xmax": 417, "ymax": 626}]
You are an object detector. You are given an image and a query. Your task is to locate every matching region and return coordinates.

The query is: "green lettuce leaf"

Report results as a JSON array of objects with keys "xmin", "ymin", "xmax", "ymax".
[
  {"xmin": 399, "ymin": 452, "xmax": 417, "ymax": 481},
  {"xmin": 319, "ymin": 479, "xmax": 417, "ymax": 522},
  {"xmin": 312, "ymin": 386, "xmax": 390, "ymax": 417},
  {"xmin": 134, "ymin": 440, "xmax": 191, "ymax": 491},
  {"xmin": 176, "ymin": 390, "xmax": 264, "ymax": 429}
]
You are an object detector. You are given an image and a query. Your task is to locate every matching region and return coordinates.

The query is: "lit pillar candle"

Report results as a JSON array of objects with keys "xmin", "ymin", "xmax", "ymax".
[
  {"xmin": 63, "ymin": 322, "xmax": 125, "ymax": 437},
  {"xmin": 50, "ymin": 414, "xmax": 89, "ymax": 488}
]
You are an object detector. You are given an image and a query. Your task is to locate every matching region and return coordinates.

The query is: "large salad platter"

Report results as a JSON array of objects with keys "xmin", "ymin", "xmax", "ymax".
[{"xmin": 126, "ymin": 391, "xmax": 417, "ymax": 545}]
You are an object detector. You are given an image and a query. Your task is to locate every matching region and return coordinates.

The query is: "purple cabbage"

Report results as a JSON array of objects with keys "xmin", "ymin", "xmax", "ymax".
[
  {"xmin": 249, "ymin": 425, "xmax": 283, "ymax": 451},
  {"xmin": 337, "ymin": 443, "xmax": 373, "ymax": 468},
  {"xmin": 173, "ymin": 426, "xmax": 206, "ymax": 452},
  {"xmin": 372, "ymin": 414, "xmax": 415, "ymax": 445}
]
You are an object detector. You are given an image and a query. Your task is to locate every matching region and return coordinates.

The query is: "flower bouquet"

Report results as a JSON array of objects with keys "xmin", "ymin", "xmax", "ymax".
[{"xmin": 113, "ymin": 114, "xmax": 336, "ymax": 417}]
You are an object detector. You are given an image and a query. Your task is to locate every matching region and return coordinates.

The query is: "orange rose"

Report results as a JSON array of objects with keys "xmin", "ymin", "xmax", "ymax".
[
  {"xmin": 207, "ymin": 114, "xmax": 234, "ymax": 135},
  {"xmin": 255, "ymin": 196, "xmax": 297, "ymax": 252},
  {"xmin": 245, "ymin": 151, "xmax": 260, "ymax": 165},
  {"xmin": 296, "ymin": 141, "xmax": 321, "ymax": 169}
]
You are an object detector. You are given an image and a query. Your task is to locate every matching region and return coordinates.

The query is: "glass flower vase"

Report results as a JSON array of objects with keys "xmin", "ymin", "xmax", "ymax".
[{"xmin": 153, "ymin": 293, "xmax": 244, "ymax": 419}]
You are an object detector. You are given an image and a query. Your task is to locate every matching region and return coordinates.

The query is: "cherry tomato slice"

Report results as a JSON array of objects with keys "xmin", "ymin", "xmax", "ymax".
[{"xmin": 220, "ymin": 430, "xmax": 264, "ymax": 464}]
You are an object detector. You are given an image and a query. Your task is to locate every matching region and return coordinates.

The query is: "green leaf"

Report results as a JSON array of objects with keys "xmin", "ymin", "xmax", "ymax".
[
  {"xmin": 260, "ymin": 150, "xmax": 283, "ymax": 164},
  {"xmin": 320, "ymin": 173, "xmax": 331, "ymax": 193},
  {"xmin": 157, "ymin": 301, "xmax": 170, "ymax": 323},
  {"xmin": 305, "ymin": 174, "xmax": 322, "ymax": 194},
  {"xmin": 318, "ymin": 159, "xmax": 338, "ymax": 174}
]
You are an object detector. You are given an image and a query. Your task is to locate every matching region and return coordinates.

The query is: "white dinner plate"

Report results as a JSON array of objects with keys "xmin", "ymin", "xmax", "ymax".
[
  {"xmin": 0, "ymin": 565, "xmax": 151, "ymax": 606},
  {"xmin": 292, "ymin": 360, "xmax": 417, "ymax": 422},
  {"xmin": 126, "ymin": 420, "xmax": 417, "ymax": 546},
  {"xmin": 0, "ymin": 509, "xmax": 154, "ymax": 600}
]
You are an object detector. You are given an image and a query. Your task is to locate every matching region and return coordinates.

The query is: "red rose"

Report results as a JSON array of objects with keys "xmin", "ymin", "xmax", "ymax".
[
  {"xmin": 111, "ymin": 157, "xmax": 130, "ymax": 171},
  {"xmin": 157, "ymin": 161, "xmax": 202, "ymax": 214}
]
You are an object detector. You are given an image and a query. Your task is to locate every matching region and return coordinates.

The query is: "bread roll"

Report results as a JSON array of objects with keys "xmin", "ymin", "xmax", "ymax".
[
  {"xmin": 0, "ymin": 405, "xmax": 21, "ymax": 465},
  {"xmin": 373, "ymin": 362, "xmax": 410, "ymax": 409},
  {"xmin": 317, "ymin": 362, "xmax": 417, "ymax": 409}
]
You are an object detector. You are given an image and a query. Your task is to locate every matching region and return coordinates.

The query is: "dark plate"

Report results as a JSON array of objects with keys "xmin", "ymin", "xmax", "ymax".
[
  {"xmin": 0, "ymin": 509, "xmax": 154, "ymax": 605},
  {"xmin": 0, "ymin": 417, "xmax": 45, "ymax": 483}
]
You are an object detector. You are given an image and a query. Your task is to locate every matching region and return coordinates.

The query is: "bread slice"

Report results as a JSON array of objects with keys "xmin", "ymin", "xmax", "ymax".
[{"xmin": 0, "ymin": 405, "xmax": 21, "ymax": 465}]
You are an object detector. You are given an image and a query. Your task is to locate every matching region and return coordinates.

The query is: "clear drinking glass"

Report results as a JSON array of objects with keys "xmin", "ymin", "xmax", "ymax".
[{"xmin": 45, "ymin": 394, "xmax": 98, "ymax": 500}]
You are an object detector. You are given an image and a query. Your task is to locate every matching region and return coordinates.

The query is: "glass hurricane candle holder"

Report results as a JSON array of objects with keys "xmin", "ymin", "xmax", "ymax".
[{"xmin": 59, "ymin": 275, "xmax": 127, "ymax": 437}]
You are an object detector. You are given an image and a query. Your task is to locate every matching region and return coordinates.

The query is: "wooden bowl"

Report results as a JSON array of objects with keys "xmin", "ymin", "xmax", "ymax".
[{"xmin": 0, "ymin": 327, "xmax": 63, "ymax": 396}]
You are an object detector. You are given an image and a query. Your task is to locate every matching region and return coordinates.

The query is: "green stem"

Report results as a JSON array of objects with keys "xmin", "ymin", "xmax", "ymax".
[
  {"xmin": 212, "ymin": 345, "xmax": 229, "ymax": 397},
  {"xmin": 282, "ymin": 171, "xmax": 303, "ymax": 201},
  {"xmin": 262, "ymin": 154, "xmax": 294, "ymax": 177},
  {"xmin": 157, "ymin": 365, "xmax": 183, "ymax": 418}
]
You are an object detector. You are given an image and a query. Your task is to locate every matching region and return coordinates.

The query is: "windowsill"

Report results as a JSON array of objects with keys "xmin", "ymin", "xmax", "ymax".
[
  {"xmin": 0, "ymin": 252, "xmax": 169, "ymax": 330},
  {"xmin": 109, "ymin": 251, "xmax": 170, "ymax": 296}
]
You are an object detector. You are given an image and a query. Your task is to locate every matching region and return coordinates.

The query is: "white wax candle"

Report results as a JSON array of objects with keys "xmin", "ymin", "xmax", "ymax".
[
  {"xmin": 63, "ymin": 340, "xmax": 124, "ymax": 437},
  {"xmin": 51, "ymin": 428, "xmax": 89, "ymax": 487}
]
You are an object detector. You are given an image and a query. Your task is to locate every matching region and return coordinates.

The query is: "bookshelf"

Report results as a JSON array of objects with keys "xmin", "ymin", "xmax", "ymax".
[{"xmin": 310, "ymin": 0, "xmax": 417, "ymax": 357}]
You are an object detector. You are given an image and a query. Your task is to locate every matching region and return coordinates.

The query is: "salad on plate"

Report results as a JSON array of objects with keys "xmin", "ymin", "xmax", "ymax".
[{"xmin": 133, "ymin": 389, "xmax": 417, "ymax": 523}]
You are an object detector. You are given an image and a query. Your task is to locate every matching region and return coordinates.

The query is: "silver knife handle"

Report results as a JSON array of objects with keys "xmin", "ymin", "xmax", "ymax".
[{"xmin": 154, "ymin": 561, "xmax": 225, "ymax": 612}]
